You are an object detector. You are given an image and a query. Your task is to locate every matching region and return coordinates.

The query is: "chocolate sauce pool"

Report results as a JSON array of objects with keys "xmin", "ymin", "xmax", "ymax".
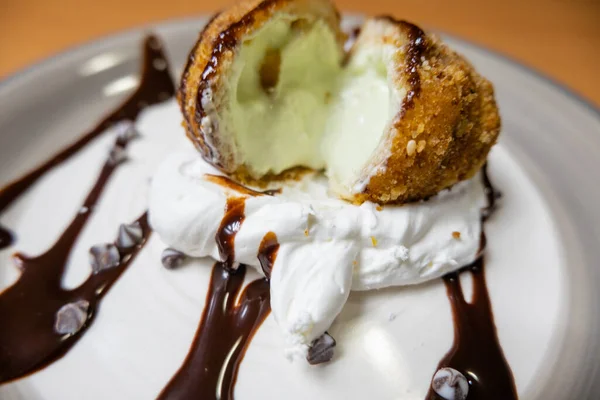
[
  {"xmin": 0, "ymin": 35, "xmax": 175, "ymax": 250},
  {"xmin": 426, "ymin": 166, "xmax": 517, "ymax": 400},
  {"xmin": 0, "ymin": 35, "xmax": 175, "ymax": 382}
]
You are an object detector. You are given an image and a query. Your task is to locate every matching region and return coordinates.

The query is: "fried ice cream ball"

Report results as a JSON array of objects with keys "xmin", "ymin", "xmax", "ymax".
[{"xmin": 178, "ymin": 0, "xmax": 500, "ymax": 204}]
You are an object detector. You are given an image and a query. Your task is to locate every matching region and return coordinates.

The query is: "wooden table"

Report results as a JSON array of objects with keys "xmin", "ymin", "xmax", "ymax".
[{"xmin": 2, "ymin": 0, "xmax": 599, "ymax": 107}]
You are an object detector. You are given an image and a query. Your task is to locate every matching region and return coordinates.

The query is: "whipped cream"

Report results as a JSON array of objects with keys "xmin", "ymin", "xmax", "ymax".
[{"xmin": 149, "ymin": 151, "xmax": 487, "ymax": 357}]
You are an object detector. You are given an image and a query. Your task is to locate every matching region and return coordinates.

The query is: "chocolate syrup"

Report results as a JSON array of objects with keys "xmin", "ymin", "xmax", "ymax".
[
  {"xmin": 205, "ymin": 174, "xmax": 281, "ymax": 197},
  {"xmin": 342, "ymin": 26, "xmax": 361, "ymax": 65},
  {"xmin": 481, "ymin": 163, "xmax": 501, "ymax": 222},
  {"xmin": 0, "ymin": 35, "xmax": 175, "ymax": 250},
  {"xmin": 0, "ymin": 147, "xmax": 151, "ymax": 382},
  {"xmin": 425, "ymin": 257, "xmax": 518, "ymax": 400},
  {"xmin": 348, "ymin": 26, "xmax": 361, "ymax": 46},
  {"xmin": 401, "ymin": 20, "xmax": 425, "ymax": 110},
  {"xmin": 377, "ymin": 16, "xmax": 426, "ymax": 113},
  {"xmin": 216, "ymin": 197, "xmax": 246, "ymax": 270},
  {"xmin": 189, "ymin": 0, "xmax": 295, "ymax": 164},
  {"xmin": 257, "ymin": 231, "xmax": 279, "ymax": 278},
  {"xmin": 159, "ymin": 195, "xmax": 273, "ymax": 399},
  {"xmin": 158, "ymin": 263, "xmax": 270, "ymax": 400},
  {"xmin": 0, "ymin": 35, "xmax": 175, "ymax": 383},
  {"xmin": 178, "ymin": 11, "xmax": 221, "ymax": 153},
  {"xmin": 426, "ymin": 166, "xmax": 517, "ymax": 399},
  {"xmin": 0, "ymin": 20, "xmax": 515, "ymax": 400},
  {"xmin": 0, "ymin": 228, "xmax": 12, "ymax": 250}
]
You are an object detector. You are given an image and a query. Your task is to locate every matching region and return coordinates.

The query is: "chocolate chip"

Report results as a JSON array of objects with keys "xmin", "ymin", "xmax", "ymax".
[
  {"xmin": 161, "ymin": 248, "xmax": 187, "ymax": 269},
  {"xmin": 152, "ymin": 58, "xmax": 167, "ymax": 71},
  {"xmin": 89, "ymin": 243, "xmax": 121, "ymax": 274},
  {"xmin": 108, "ymin": 146, "xmax": 127, "ymax": 166},
  {"xmin": 307, "ymin": 332, "xmax": 336, "ymax": 365},
  {"xmin": 114, "ymin": 121, "xmax": 139, "ymax": 142},
  {"xmin": 54, "ymin": 300, "xmax": 89, "ymax": 335},
  {"xmin": 116, "ymin": 221, "xmax": 143, "ymax": 249},
  {"xmin": 432, "ymin": 367, "xmax": 469, "ymax": 400}
]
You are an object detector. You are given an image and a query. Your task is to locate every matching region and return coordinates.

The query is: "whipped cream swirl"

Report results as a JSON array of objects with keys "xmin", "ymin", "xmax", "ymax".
[{"xmin": 149, "ymin": 151, "xmax": 487, "ymax": 357}]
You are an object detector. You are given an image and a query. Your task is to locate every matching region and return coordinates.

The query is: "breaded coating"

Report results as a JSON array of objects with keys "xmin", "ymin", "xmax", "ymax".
[
  {"xmin": 178, "ymin": 1, "xmax": 500, "ymax": 204},
  {"xmin": 348, "ymin": 17, "xmax": 500, "ymax": 204}
]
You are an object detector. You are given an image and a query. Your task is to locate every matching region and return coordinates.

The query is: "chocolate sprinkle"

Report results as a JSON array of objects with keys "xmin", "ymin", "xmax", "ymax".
[
  {"xmin": 116, "ymin": 221, "xmax": 144, "ymax": 249},
  {"xmin": 161, "ymin": 248, "xmax": 187, "ymax": 269},
  {"xmin": 108, "ymin": 146, "xmax": 127, "ymax": 166},
  {"xmin": 114, "ymin": 121, "xmax": 140, "ymax": 142},
  {"xmin": 307, "ymin": 332, "xmax": 336, "ymax": 365},
  {"xmin": 54, "ymin": 300, "xmax": 90, "ymax": 336},
  {"xmin": 432, "ymin": 367, "xmax": 469, "ymax": 400},
  {"xmin": 89, "ymin": 243, "xmax": 121, "ymax": 274}
]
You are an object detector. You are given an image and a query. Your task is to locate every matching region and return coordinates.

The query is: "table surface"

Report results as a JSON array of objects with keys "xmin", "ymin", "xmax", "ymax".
[{"xmin": 2, "ymin": 0, "xmax": 599, "ymax": 107}]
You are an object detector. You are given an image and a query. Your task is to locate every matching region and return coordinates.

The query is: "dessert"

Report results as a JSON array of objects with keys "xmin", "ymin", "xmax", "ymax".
[
  {"xmin": 149, "ymin": 151, "xmax": 487, "ymax": 358},
  {"xmin": 0, "ymin": 1, "xmax": 522, "ymax": 399},
  {"xmin": 154, "ymin": 0, "xmax": 500, "ymax": 360},
  {"xmin": 180, "ymin": 0, "xmax": 500, "ymax": 203}
]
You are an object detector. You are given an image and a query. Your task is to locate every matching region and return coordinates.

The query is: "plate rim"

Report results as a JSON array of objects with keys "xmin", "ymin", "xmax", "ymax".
[{"xmin": 1, "ymin": 13, "xmax": 599, "ymax": 399}]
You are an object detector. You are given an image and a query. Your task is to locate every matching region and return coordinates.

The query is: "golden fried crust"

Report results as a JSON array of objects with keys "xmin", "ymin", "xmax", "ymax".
[
  {"xmin": 179, "ymin": 0, "xmax": 343, "ymax": 170},
  {"xmin": 179, "ymin": 8, "xmax": 500, "ymax": 204},
  {"xmin": 347, "ymin": 17, "xmax": 501, "ymax": 204}
]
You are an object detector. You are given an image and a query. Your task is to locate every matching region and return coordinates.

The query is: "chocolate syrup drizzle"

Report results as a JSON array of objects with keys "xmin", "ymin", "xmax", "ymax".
[
  {"xmin": 157, "ymin": 263, "xmax": 270, "ymax": 400},
  {"xmin": 400, "ymin": 20, "xmax": 425, "ymax": 110},
  {"xmin": 159, "ymin": 195, "xmax": 273, "ymax": 400},
  {"xmin": 0, "ymin": 229, "xmax": 11, "ymax": 250},
  {"xmin": 0, "ymin": 137, "xmax": 150, "ymax": 382},
  {"xmin": 0, "ymin": 22, "xmax": 516, "ymax": 400},
  {"xmin": 0, "ymin": 35, "xmax": 175, "ymax": 250},
  {"xmin": 376, "ymin": 16, "xmax": 425, "ymax": 113},
  {"xmin": 0, "ymin": 35, "xmax": 175, "ymax": 383},
  {"xmin": 216, "ymin": 197, "xmax": 247, "ymax": 270},
  {"xmin": 257, "ymin": 231, "xmax": 279, "ymax": 279},
  {"xmin": 426, "ymin": 165, "xmax": 517, "ymax": 399},
  {"xmin": 205, "ymin": 174, "xmax": 281, "ymax": 197}
]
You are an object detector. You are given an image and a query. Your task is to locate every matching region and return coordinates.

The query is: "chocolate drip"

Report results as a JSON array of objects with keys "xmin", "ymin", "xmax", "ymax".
[
  {"xmin": 425, "ymin": 258, "xmax": 518, "ymax": 400},
  {"xmin": 0, "ymin": 134, "xmax": 151, "ymax": 382},
  {"xmin": 481, "ymin": 163, "xmax": 501, "ymax": 222},
  {"xmin": 342, "ymin": 26, "xmax": 361, "ymax": 64},
  {"xmin": 347, "ymin": 26, "xmax": 361, "ymax": 48},
  {"xmin": 191, "ymin": 0, "xmax": 284, "ymax": 163},
  {"xmin": 160, "ymin": 190, "xmax": 275, "ymax": 399},
  {"xmin": 401, "ymin": 21, "xmax": 426, "ymax": 110},
  {"xmin": 0, "ymin": 35, "xmax": 174, "ymax": 250},
  {"xmin": 257, "ymin": 231, "xmax": 279, "ymax": 279},
  {"xmin": 178, "ymin": 11, "xmax": 221, "ymax": 149},
  {"xmin": 157, "ymin": 263, "xmax": 270, "ymax": 400},
  {"xmin": 0, "ymin": 34, "xmax": 175, "ymax": 383},
  {"xmin": 205, "ymin": 174, "xmax": 281, "ymax": 197},
  {"xmin": 0, "ymin": 213, "xmax": 150, "ymax": 384},
  {"xmin": 0, "ymin": 228, "xmax": 13, "ymax": 250},
  {"xmin": 216, "ymin": 197, "xmax": 246, "ymax": 270},
  {"xmin": 426, "ymin": 165, "xmax": 517, "ymax": 399},
  {"xmin": 179, "ymin": 11, "xmax": 221, "ymax": 105},
  {"xmin": 375, "ymin": 17, "xmax": 425, "ymax": 112}
]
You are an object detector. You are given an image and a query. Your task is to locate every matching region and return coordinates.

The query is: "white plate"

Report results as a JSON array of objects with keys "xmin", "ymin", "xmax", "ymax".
[{"xmin": 1, "ymin": 15, "xmax": 599, "ymax": 400}]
